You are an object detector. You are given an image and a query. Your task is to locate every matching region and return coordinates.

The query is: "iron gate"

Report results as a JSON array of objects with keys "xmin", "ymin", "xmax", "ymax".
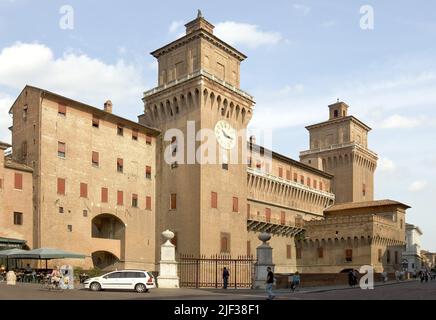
[{"xmin": 178, "ymin": 254, "xmax": 255, "ymax": 288}]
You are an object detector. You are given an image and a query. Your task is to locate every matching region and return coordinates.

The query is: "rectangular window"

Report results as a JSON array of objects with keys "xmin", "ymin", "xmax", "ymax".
[
  {"xmin": 345, "ymin": 249, "xmax": 353, "ymax": 262},
  {"xmin": 80, "ymin": 183, "xmax": 88, "ymax": 198},
  {"xmin": 83, "ymin": 210, "xmax": 88, "ymax": 217},
  {"xmin": 14, "ymin": 173, "xmax": 23, "ymax": 190},
  {"xmin": 21, "ymin": 141, "xmax": 27, "ymax": 161},
  {"xmin": 117, "ymin": 124, "xmax": 124, "ymax": 136},
  {"xmin": 92, "ymin": 115, "xmax": 99, "ymax": 128},
  {"xmin": 132, "ymin": 129, "xmax": 139, "ymax": 141},
  {"xmin": 362, "ymin": 183, "xmax": 366, "ymax": 196},
  {"xmin": 170, "ymin": 193, "xmax": 177, "ymax": 210},
  {"xmin": 307, "ymin": 177, "xmax": 311, "ymax": 187},
  {"xmin": 117, "ymin": 158, "xmax": 123, "ymax": 173},
  {"xmin": 247, "ymin": 203, "xmax": 250, "ymax": 219},
  {"xmin": 313, "ymin": 180, "xmax": 317, "ymax": 189},
  {"xmin": 117, "ymin": 190, "xmax": 124, "ymax": 206},
  {"xmin": 378, "ymin": 249, "xmax": 382, "ymax": 263},
  {"xmin": 92, "ymin": 151, "xmax": 99, "ymax": 167},
  {"xmin": 232, "ymin": 197, "xmax": 238, "ymax": 212},
  {"xmin": 319, "ymin": 182, "xmax": 323, "ymax": 191},
  {"xmin": 211, "ymin": 192, "xmax": 218, "ymax": 209},
  {"xmin": 59, "ymin": 207, "xmax": 64, "ymax": 214},
  {"xmin": 278, "ymin": 167, "xmax": 283, "ymax": 178},
  {"xmin": 145, "ymin": 166, "xmax": 152, "ymax": 179},
  {"xmin": 146, "ymin": 196, "xmax": 152, "ymax": 210},
  {"xmin": 300, "ymin": 175, "xmax": 305, "ymax": 184},
  {"xmin": 247, "ymin": 241, "xmax": 251, "ymax": 256},
  {"xmin": 293, "ymin": 173, "xmax": 298, "ymax": 182},
  {"xmin": 287, "ymin": 245, "xmax": 292, "ymax": 259},
  {"xmin": 13, "ymin": 212, "xmax": 23, "ymax": 225},
  {"xmin": 58, "ymin": 103, "xmax": 66, "ymax": 116},
  {"xmin": 296, "ymin": 247, "xmax": 302, "ymax": 259},
  {"xmin": 280, "ymin": 211, "xmax": 286, "ymax": 225},
  {"xmin": 146, "ymin": 135, "xmax": 152, "ymax": 145},
  {"xmin": 132, "ymin": 194, "xmax": 138, "ymax": 208},
  {"xmin": 101, "ymin": 187, "xmax": 108, "ymax": 203},
  {"xmin": 67, "ymin": 225, "xmax": 72, "ymax": 232},
  {"xmin": 286, "ymin": 170, "xmax": 291, "ymax": 180},
  {"xmin": 318, "ymin": 247, "xmax": 324, "ymax": 258},
  {"xmin": 58, "ymin": 141, "xmax": 66, "ymax": 158},
  {"xmin": 57, "ymin": 178, "xmax": 66, "ymax": 195},
  {"xmin": 265, "ymin": 208, "xmax": 271, "ymax": 223},
  {"xmin": 220, "ymin": 233, "xmax": 230, "ymax": 253}
]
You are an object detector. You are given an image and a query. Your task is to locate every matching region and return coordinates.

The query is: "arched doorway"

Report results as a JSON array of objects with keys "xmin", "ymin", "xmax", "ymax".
[
  {"xmin": 91, "ymin": 214, "xmax": 125, "ymax": 240},
  {"xmin": 92, "ymin": 251, "xmax": 119, "ymax": 270}
]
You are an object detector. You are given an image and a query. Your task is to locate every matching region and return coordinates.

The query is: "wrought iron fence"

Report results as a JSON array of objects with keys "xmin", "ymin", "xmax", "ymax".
[{"xmin": 178, "ymin": 254, "xmax": 256, "ymax": 288}]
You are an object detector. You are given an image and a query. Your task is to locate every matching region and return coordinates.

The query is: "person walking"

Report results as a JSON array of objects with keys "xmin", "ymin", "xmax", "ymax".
[
  {"xmin": 290, "ymin": 271, "xmax": 300, "ymax": 292},
  {"xmin": 222, "ymin": 267, "xmax": 229, "ymax": 289},
  {"xmin": 348, "ymin": 270, "xmax": 356, "ymax": 287},
  {"xmin": 265, "ymin": 267, "xmax": 275, "ymax": 300}
]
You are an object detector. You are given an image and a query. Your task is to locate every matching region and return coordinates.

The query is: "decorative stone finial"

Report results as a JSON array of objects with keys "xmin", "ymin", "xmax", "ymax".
[
  {"xmin": 162, "ymin": 229, "xmax": 175, "ymax": 245},
  {"xmin": 258, "ymin": 232, "xmax": 271, "ymax": 244},
  {"xmin": 197, "ymin": 9, "xmax": 203, "ymax": 18}
]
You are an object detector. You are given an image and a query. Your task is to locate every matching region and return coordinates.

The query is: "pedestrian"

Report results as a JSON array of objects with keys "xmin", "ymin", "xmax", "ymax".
[
  {"xmin": 222, "ymin": 267, "xmax": 229, "ymax": 289},
  {"xmin": 290, "ymin": 271, "xmax": 300, "ymax": 292},
  {"xmin": 353, "ymin": 270, "xmax": 359, "ymax": 286},
  {"xmin": 265, "ymin": 267, "xmax": 275, "ymax": 300},
  {"xmin": 419, "ymin": 271, "xmax": 425, "ymax": 283},
  {"xmin": 381, "ymin": 270, "xmax": 388, "ymax": 282},
  {"xmin": 348, "ymin": 270, "xmax": 356, "ymax": 287}
]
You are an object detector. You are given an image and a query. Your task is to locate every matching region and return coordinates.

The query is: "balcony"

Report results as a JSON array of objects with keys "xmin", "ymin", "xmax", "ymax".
[{"xmin": 247, "ymin": 213, "xmax": 304, "ymax": 237}]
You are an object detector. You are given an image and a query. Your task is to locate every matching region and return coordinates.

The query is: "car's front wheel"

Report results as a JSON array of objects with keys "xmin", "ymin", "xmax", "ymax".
[
  {"xmin": 135, "ymin": 283, "xmax": 147, "ymax": 293},
  {"xmin": 90, "ymin": 282, "xmax": 101, "ymax": 292}
]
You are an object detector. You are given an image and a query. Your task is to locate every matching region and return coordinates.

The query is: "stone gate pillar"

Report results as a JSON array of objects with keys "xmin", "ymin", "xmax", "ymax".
[
  {"xmin": 157, "ymin": 229, "xmax": 180, "ymax": 288},
  {"xmin": 254, "ymin": 232, "xmax": 274, "ymax": 289}
]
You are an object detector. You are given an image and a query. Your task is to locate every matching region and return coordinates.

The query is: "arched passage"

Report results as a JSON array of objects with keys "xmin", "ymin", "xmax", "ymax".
[{"xmin": 92, "ymin": 251, "xmax": 119, "ymax": 270}]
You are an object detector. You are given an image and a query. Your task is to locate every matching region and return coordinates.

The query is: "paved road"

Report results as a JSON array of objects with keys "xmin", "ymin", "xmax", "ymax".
[{"xmin": 0, "ymin": 280, "xmax": 435, "ymax": 300}]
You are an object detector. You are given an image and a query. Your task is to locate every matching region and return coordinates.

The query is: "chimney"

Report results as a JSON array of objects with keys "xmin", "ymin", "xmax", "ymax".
[
  {"xmin": 104, "ymin": 100, "xmax": 113, "ymax": 113},
  {"xmin": 249, "ymin": 135, "xmax": 256, "ymax": 145}
]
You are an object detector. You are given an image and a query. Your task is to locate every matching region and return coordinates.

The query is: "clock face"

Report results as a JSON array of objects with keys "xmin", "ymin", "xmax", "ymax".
[{"xmin": 215, "ymin": 120, "xmax": 236, "ymax": 150}]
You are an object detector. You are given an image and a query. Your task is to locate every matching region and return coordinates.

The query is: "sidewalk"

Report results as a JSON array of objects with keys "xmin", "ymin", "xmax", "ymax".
[{"xmin": 197, "ymin": 279, "xmax": 418, "ymax": 296}]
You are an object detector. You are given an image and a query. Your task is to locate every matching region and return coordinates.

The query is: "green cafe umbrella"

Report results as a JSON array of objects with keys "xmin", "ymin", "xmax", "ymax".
[
  {"xmin": 9, "ymin": 247, "xmax": 86, "ymax": 259},
  {"xmin": 0, "ymin": 248, "xmax": 29, "ymax": 270},
  {"xmin": 8, "ymin": 248, "xmax": 86, "ymax": 269}
]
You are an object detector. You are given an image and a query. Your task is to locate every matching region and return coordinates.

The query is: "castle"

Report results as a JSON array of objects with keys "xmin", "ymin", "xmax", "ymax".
[{"xmin": 0, "ymin": 13, "xmax": 408, "ymax": 275}]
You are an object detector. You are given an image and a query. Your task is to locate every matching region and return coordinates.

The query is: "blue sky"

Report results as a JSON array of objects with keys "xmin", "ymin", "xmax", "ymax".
[{"xmin": 0, "ymin": 0, "xmax": 435, "ymax": 250}]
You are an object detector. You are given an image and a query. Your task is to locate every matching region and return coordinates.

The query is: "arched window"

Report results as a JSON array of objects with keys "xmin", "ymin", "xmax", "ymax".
[{"xmin": 334, "ymin": 110, "xmax": 339, "ymax": 118}]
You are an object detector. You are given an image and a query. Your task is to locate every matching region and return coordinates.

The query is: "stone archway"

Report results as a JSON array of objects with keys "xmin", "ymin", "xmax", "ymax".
[
  {"xmin": 91, "ymin": 214, "xmax": 125, "ymax": 240},
  {"xmin": 91, "ymin": 251, "xmax": 119, "ymax": 270}
]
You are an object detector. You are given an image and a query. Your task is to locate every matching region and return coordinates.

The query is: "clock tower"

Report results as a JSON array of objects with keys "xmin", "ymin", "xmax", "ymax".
[{"xmin": 139, "ymin": 12, "xmax": 255, "ymax": 258}]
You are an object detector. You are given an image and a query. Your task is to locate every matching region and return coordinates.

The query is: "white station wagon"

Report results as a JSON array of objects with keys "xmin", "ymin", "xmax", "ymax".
[{"xmin": 84, "ymin": 270, "xmax": 156, "ymax": 293}]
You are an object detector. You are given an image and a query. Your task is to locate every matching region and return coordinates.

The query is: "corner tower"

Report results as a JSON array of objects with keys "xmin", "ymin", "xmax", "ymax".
[
  {"xmin": 139, "ymin": 12, "xmax": 255, "ymax": 257},
  {"xmin": 299, "ymin": 101, "xmax": 378, "ymax": 204}
]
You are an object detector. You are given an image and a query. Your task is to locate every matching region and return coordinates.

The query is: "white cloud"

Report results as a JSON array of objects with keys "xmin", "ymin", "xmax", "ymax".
[
  {"xmin": 215, "ymin": 21, "xmax": 283, "ymax": 49},
  {"xmin": 0, "ymin": 93, "xmax": 13, "ymax": 143},
  {"xmin": 293, "ymin": 4, "xmax": 311, "ymax": 15},
  {"xmin": 0, "ymin": 42, "xmax": 148, "ymax": 120},
  {"xmin": 378, "ymin": 158, "xmax": 396, "ymax": 172},
  {"xmin": 380, "ymin": 114, "xmax": 423, "ymax": 129},
  {"xmin": 169, "ymin": 20, "xmax": 184, "ymax": 34},
  {"xmin": 408, "ymin": 180, "xmax": 428, "ymax": 192},
  {"xmin": 322, "ymin": 20, "xmax": 337, "ymax": 28},
  {"xmin": 278, "ymin": 84, "xmax": 305, "ymax": 95}
]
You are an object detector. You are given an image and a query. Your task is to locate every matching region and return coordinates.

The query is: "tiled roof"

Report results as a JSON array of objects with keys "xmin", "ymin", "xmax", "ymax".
[{"xmin": 325, "ymin": 199, "xmax": 411, "ymax": 212}]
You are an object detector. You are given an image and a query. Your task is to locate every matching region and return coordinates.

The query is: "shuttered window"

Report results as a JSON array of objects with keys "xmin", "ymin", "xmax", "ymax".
[
  {"xmin": 345, "ymin": 249, "xmax": 353, "ymax": 262},
  {"xmin": 132, "ymin": 129, "xmax": 139, "ymax": 141},
  {"xmin": 117, "ymin": 158, "xmax": 123, "ymax": 172},
  {"xmin": 57, "ymin": 178, "xmax": 65, "ymax": 195},
  {"xmin": 296, "ymin": 247, "xmax": 302, "ymax": 259},
  {"xmin": 280, "ymin": 211, "xmax": 286, "ymax": 225},
  {"xmin": 145, "ymin": 166, "xmax": 152, "ymax": 179},
  {"xmin": 220, "ymin": 233, "xmax": 230, "ymax": 253},
  {"xmin": 58, "ymin": 142, "xmax": 66, "ymax": 158},
  {"xmin": 58, "ymin": 103, "xmax": 67, "ymax": 115},
  {"xmin": 278, "ymin": 167, "xmax": 283, "ymax": 178},
  {"xmin": 211, "ymin": 192, "xmax": 217, "ymax": 209},
  {"xmin": 92, "ymin": 116, "xmax": 99, "ymax": 128},
  {"xmin": 117, "ymin": 190, "xmax": 124, "ymax": 206},
  {"xmin": 287, "ymin": 245, "xmax": 292, "ymax": 259},
  {"xmin": 318, "ymin": 247, "xmax": 324, "ymax": 258},
  {"xmin": 146, "ymin": 196, "xmax": 152, "ymax": 210},
  {"xmin": 170, "ymin": 193, "xmax": 177, "ymax": 210},
  {"xmin": 14, "ymin": 173, "xmax": 23, "ymax": 190},
  {"xmin": 92, "ymin": 151, "xmax": 99, "ymax": 167},
  {"xmin": 265, "ymin": 208, "xmax": 271, "ymax": 222},
  {"xmin": 80, "ymin": 183, "xmax": 88, "ymax": 198},
  {"xmin": 286, "ymin": 170, "xmax": 291, "ymax": 180},
  {"xmin": 101, "ymin": 187, "xmax": 108, "ymax": 203},
  {"xmin": 146, "ymin": 135, "xmax": 152, "ymax": 145},
  {"xmin": 132, "ymin": 193, "xmax": 138, "ymax": 208},
  {"xmin": 232, "ymin": 197, "xmax": 238, "ymax": 212}
]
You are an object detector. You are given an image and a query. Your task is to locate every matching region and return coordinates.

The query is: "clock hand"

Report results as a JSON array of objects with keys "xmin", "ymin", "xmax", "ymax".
[{"xmin": 222, "ymin": 130, "xmax": 233, "ymax": 140}]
